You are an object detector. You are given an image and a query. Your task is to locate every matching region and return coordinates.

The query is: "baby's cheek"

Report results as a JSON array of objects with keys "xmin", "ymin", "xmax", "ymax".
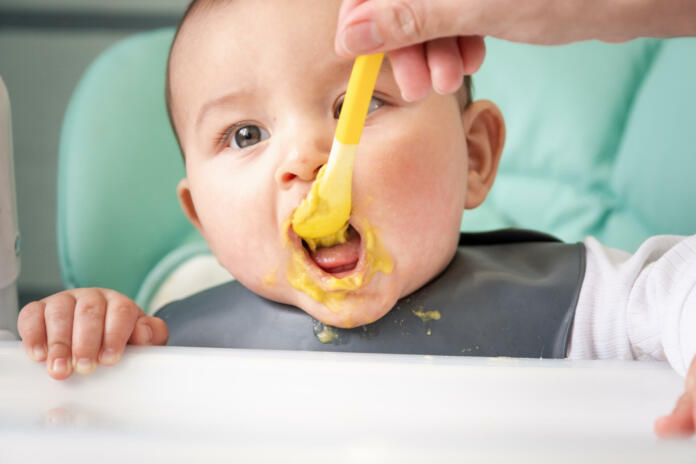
[{"xmin": 362, "ymin": 136, "xmax": 463, "ymax": 224}]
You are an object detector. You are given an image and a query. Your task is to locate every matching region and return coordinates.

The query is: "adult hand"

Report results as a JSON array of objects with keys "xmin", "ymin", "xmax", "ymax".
[{"xmin": 335, "ymin": 0, "xmax": 696, "ymax": 101}]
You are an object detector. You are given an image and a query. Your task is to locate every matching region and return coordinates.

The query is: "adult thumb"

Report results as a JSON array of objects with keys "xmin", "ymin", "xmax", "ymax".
[{"xmin": 336, "ymin": 0, "xmax": 474, "ymax": 56}]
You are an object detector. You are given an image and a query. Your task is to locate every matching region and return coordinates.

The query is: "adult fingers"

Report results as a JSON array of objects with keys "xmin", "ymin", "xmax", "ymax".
[
  {"xmin": 43, "ymin": 293, "xmax": 77, "ymax": 380},
  {"xmin": 654, "ymin": 391, "xmax": 696, "ymax": 437},
  {"xmin": 70, "ymin": 289, "xmax": 107, "ymax": 375},
  {"xmin": 17, "ymin": 301, "xmax": 48, "ymax": 362},
  {"xmin": 388, "ymin": 43, "xmax": 431, "ymax": 102},
  {"xmin": 458, "ymin": 35, "xmax": 486, "ymax": 75},
  {"xmin": 95, "ymin": 293, "xmax": 139, "ymax": 366},
  {"xmin": 426, "ymin": 37, "xmax": 464, "ymax": 95},
  {"xmin": 336, "ymin": 0, "xmax": 480, "ymax": 56},
  {"xmin": 128, "ymin": 316, "xmax": 169, "ymax": 346},
  {"xmin": 337, "ymin": 0, "xmax": 364, "ymax": 27}
]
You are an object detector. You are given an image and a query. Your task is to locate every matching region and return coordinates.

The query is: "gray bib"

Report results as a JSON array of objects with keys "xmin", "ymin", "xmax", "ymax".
[{"xmin": 156, "ymin": 229, "xmax": 585, "ymax": 358}]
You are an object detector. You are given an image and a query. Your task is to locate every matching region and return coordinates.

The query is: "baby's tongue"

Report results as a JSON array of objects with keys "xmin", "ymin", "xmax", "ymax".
[{"xmin": 308, "ymin": 230, "xmax": 361, "ymax": 273}]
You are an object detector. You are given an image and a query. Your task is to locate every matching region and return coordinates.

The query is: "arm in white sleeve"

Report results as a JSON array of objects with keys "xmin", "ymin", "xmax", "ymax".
[{"xmin": 567, "ymin": 235, "xmax": 696, "ymax": 377}]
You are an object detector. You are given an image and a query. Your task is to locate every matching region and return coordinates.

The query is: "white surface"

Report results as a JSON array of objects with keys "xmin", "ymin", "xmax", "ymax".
[{"xmin": 0, "ymin": 341, "xmax": 693, "ymax": 463}]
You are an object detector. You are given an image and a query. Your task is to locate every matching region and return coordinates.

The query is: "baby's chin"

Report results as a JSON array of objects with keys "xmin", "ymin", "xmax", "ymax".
[
  {"xmin": 291, "ymin": 283, "xmax": 401, "ymax": 328},
  {"xmin": 240, "ymin": 270, "xmax": 401, "ymax": 328}
]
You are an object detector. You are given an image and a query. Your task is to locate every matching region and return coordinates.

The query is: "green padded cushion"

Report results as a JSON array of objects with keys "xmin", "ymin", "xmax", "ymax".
[
  {"xmin": 58, "ymin": 28, "xmax": 199, "ymax": 302},
  {"xmin": 462, "ymin": 38, "xmax": 696, "ymax": 250},
  {"xmin": 58, "ymin": 30, "xmax": 696, "ymax": 302},
  {"xmin": 605, "ymin": 38, "xmax": 696, "ymax": 249}
]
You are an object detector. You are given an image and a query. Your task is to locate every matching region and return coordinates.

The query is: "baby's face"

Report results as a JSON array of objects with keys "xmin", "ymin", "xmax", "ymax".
[{"xmin": 171, "ymin": 0, "xmax": 490, "ymax": 327}]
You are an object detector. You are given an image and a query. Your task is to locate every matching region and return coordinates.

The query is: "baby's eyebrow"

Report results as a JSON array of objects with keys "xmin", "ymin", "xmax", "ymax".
[{"xmin": 196, "ymin": 90, "xmax": 250, "ymax": 129}]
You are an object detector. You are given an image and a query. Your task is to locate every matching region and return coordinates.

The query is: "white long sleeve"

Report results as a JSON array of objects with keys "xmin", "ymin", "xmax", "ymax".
[{"xmin": 566, "ymin": 235, "xmax": 696, "ymax": 377}]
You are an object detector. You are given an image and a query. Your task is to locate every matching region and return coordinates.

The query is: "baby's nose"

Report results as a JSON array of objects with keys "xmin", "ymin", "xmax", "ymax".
[{"xmin": 275, "ymin": 147, "xmax": 328, "ymax": 188}]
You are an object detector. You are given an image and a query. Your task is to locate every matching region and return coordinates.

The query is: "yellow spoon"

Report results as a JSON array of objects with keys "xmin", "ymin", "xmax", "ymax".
[{"xmin": 291, "ymin": 53, "xmax": 384, "ymax": 240}]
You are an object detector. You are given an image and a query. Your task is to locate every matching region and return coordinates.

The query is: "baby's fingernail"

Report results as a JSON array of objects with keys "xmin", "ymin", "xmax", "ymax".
[
  {"xmin": 32, "ymin": 344, "xmax": 46, "ymax": 361},
  {"xmin": 341, "ymin": 21, "xmax": 383, "ymax": 55},
  {"xmin": 51, "ymin": 357, "xmax": 69, "ymax": 375},
  {"xmin": 143, "ymin": 324, "xmax": 153, "ymax": 344},
  {"xmin": 99, "ymin": 348, "xmax": 120, "ymax": 365},
  {"xmin": 74, "ymin": 358, "xmax": 95, "ymax": 375}
]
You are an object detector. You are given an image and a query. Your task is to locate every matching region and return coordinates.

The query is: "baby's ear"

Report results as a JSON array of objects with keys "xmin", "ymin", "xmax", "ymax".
[
  {"xmin": 461, "ymin": 100, "xmax": 506, "ymax": 209},
  {"xmin": 177, "ymin": 178, "xmax": 203, "ymax": 233}
]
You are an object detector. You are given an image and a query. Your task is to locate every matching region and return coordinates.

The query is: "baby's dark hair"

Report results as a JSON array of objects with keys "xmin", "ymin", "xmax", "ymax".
[{"xmin": 165, "ymin": 0, "xmax": 472, "ymax": 156}]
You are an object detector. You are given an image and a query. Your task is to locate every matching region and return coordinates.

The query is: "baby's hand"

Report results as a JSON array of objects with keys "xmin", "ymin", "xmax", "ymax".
[
  {"xmin": 17, "ymin": 288, "xmax": 168, "ymax": 380},
  {"xmin": 655, "ymin": 356, "xmax": 696, "ymax": 437}
]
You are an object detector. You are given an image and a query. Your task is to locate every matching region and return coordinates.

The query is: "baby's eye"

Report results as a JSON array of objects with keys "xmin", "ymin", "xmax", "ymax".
[
  {"xmin": 229, "ymin": 124, "xmax": 270, "ymax": 149},
  {"xmin": 333, "ymin": 95, "xmax": 384, "ymax": 119}
]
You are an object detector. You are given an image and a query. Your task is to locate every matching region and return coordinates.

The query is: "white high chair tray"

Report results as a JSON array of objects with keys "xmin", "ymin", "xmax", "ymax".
[{"xmin": 0, "ymin": 341, "xmax": 693, "ymax": 463}]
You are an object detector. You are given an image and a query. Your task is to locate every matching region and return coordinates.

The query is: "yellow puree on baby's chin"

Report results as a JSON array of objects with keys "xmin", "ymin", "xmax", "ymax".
[{"xmin": 283, "ymin": 219, "xmax": 393, "ymax": 324}]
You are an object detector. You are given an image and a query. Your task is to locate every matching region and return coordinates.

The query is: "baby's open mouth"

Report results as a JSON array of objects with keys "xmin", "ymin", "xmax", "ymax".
[{"xmin": 302, "ymin": 225, "xmax": 362, "ymax": 275}]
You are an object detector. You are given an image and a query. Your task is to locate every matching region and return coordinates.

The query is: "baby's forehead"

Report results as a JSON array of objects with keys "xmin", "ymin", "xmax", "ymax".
[
  {"xmin": 175, "ymin": 0, "xmax": 340, "ymax": 53},
  {"xmin": 170, "ymin": 0, "xmax": 344, "ymax": 95},
  {"xmin": 168, "ymin": 0, "xmax": 350, "ymax": 142}
]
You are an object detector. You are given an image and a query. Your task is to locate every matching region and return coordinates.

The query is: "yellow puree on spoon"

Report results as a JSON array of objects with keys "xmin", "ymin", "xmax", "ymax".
[{"xmin": 291, "ymin": 53, "xmax": 384, "ymax": 244}]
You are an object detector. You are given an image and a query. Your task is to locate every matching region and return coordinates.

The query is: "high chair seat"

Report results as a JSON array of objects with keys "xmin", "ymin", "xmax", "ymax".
[{"xmin": 58, "ymin": 29, "xmax": 696, "ymax": 311}]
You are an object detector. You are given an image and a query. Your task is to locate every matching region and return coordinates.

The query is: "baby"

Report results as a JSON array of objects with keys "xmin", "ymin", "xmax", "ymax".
[{"xmin": 17, "ymin": 0, "xmax": 695, "ymax": 437}]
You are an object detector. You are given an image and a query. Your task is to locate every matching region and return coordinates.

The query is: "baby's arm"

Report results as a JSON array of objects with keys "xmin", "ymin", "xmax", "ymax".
[
  {"xmin": 567, "ymin": 234, "xmax": 696, "ymax": 436},
  {"xmin": 17, "ymin": 288, "xmax": 168, "ymax": 380}
]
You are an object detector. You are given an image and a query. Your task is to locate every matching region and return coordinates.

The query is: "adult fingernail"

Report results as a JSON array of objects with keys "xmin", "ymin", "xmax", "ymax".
[
  {"xmin": 100, "ymin": 348, "xmax": 120, "ymax": 365},
  {"xmin": 32, "ymin": 344, "xmax": 46, "ymax": 361},
  {"xmin": 51, "ymin": 357, "xmax": 69, "ymax": 375},
  {"xmin": 401, "ymin": 88, "xmax": 427, "ymax": 103},
  {"xmin": 74, "ymin": 358, "xmax": 95, "ymax": 375},
  {"xmin": 341, "ymin": 21, "xmax": 383, "ymax": 55}
]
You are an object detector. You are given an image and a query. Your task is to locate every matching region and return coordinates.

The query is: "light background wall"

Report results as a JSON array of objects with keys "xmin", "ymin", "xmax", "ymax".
[{"xmin": 0, "ymin": 0, "xmax": 188, "ymax": 299}]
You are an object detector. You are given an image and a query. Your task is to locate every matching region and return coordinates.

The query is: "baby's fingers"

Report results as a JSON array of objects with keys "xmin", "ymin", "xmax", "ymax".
[
  {"xmin": 128, "ymin": 316, "xmax": 169, "ymax": 346},
  {"xmin": 654, "ymin": 390, "xmax": 696, "ymax": 437},
  {"xmin": 43, "ymin": 293, "xmax": 77, "ymax": 380},
  {"xmin": 70, "ymin": 289, "xmax": 107, "ymax": 374},
  {"xmin": 17, "ymin": 301, "xmax": 48, "ymax": 362},
  {"xmin": 98, "ymin": 295, "xmax": 144, "ymax": 366}
]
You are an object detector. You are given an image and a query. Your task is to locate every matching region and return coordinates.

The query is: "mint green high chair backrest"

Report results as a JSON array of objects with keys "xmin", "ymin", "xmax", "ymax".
[
  {"xmin": 58, "ymin": 29, "xmax": 696, "ymax": 304},
  {"xmin": 59, "ymin": 29, "xmax": 205, "ymax": 306}
]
